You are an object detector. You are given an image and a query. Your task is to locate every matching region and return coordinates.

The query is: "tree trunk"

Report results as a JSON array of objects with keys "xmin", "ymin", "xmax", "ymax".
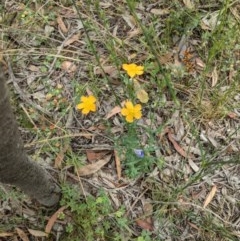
[{"xmin": 0, "ymin": 69, "xmax": 60, "ymax": 207}]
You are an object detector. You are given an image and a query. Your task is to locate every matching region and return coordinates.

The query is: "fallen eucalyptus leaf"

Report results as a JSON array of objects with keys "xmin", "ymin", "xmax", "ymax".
[{"xmin": 77, "ymin": 154, "xmax": 112, "ymax": 176}]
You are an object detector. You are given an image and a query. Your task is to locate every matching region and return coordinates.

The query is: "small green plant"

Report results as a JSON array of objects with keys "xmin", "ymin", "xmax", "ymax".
[
  {"xmin": 135, "ymin": 231, "xmax": 153, "ymax": 241},
  {"xmin": 60, "ymin": 184, "xmax": 130, "ymax": 240},
  {"xmin": 116, "ymin": 123, "xmax": 156, "ymax": 178}
]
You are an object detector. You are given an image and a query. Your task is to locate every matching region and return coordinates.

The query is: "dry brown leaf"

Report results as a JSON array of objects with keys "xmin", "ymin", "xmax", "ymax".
[
  {"xmin": 167, "ymin": 130, "xmax": 193, "ymax": 159},
  {"xmin": 86, "ymin": 87, "xmax": 93, "ymax": 96},
  {"xmin": 136, "ymin": 219, "xmax": 154, "ymax": 231},
  {"xmin": 99, "ymin": 2, "xmax": 112, "ymax": 8},
  {"xmin": 61, "ymin": 61, "xmax": 77, "ymax": 73},
  {"xmin": 0, "ymin": 232, "xmax": 14, "ymax": 237},
  {"xmin": 64, "ymin": 33, "xmax": 80, "ymax": 47},
  {"xmin": 133, "ymin": 79, "xmax": 149, "ymax": 103},
  {"xmin": 27, "ymin": 229, "xmax": 47, "ymax": 237},
  {"xmin": 183, "ymin": 0, "xmax": 195, "ymax": 10},
  {"xmin": 211, "ymin": 67, "xmax": 218, "ymax": 87},
  {"xmin": 45, "ymin": 206, "xmax": 66, "ymax": 234},
  {"xmin": 122, "ymin": 13, "xmax": 136, "ymax": 29},
  {"xmin": 188, "ymin": 222, "xmax": 200, "ymax": 231},
  {"xmin": 86, "ymin": 150, "xmax": 110, "ymax": 162},
  {"xmin": 77, "ymin": 154, "xmax": 112, "ymax": 176},
  {"xmin": 54, "ymin": 143, "xmax": 69, "ymax": 168},
  {"xmin": 227, "ymin": 112, "xmax": 238, "ymax": 119},
  {"xmin": 106, "ymin": 106, "xmax": 121, "ymax": 119},
  {"xmin": 203, "ymin": 185, "xmax": 217, "ymax": 208},
  {"xmin": 57, "ymin": 15, "xmax": 68, "ymax": 33},
  {"xmin": 16, "ymin": 228, "xmax": 30, "ymax": 241},
  {"xmin": 127, "ymin": 28, "xmax": 142, "ymax": 39},
  {"xmin": 94, "ymin": 66, "xmax": 118, "ymax": 78},
  {"xmin": 114, "ymin": 150, "xmax": 121, "ymax": 180},
  {"xmin": 76, "ymin": 132, "xmax": 94, "ymax": 139},
  {"xmin": 159, "ymin": 52, "xmax": 173, "ymax": 64},
  {"xmin": 45, "ymin": 25, "xmax": 55, "ymax": 37},
  {"xmin": 188, "ymin": 159, "xmax": 199, "ymax": 172},
  {"xmin": 143, "ymin": 202, "xmax": 153, "ymax": 216},
  {"xmin": 195, "ymin": 57, "xmax": 206, "ymax": 70},
  {"xmin": 150, "ymin": 8, "xmax": 170, "ymax": 15},
  {"xmin": 28, "ymin": 65, "xmax": 39, "ymax": 72},
  {"xmin": 128, "ymin": 53, "xmax": 137, "ymax": 60},
  {"xmin": 136, "ymin": 89, "xmax": 149, "ymax": 103},
  {"xmin": 143, "ymin": 202, "xmax": 154, "ymax": 225},
  {"xmin": 201, "ymin": 12, "xmax": 220, "ymax": 31}
]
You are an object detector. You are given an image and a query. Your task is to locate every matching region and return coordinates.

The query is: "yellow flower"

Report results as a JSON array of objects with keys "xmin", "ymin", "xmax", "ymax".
[
  {"xmin": 122, "ymin": 63, "xmax": 144, "ymax": 78},
  {"xmin": 121, "ymin": 101, "xmax": 142, "ymax": 123},
  {"xmin": 76, "ymin": 95, "xmax": 97, "ymax": 115}
]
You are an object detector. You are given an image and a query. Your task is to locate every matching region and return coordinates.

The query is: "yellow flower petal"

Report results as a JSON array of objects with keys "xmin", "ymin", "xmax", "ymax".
[
  {"xmin": 125, "ymin": 115, "xmax": 134, "ymax": 123},
  {"xmin": 134, "ymin": 104, "xmax": 142, "ymax": 111},
  {"xmin": 89, "ymin": 104, "xmax": 96, "ymax": 111},
  {"xmin": 125, "ymin": 101, "xmax": 134, "ymax": 110},
  {"xmin": 122, "ymin": 63, "xmax": 144, "ymax": 78},
  {"xmin": 121, "ymin": 101, "xmax": 142, "ymax": 123},
  {"xmin": 137, "ymin": 66, "xmax": 144, "ymax": 71},
  {"xmin": 122, "ymin": 64, "xmax": 129, "ymax": 71},
  {"xmin": 136, "ymin": 66, "xmax": 144, "ymax": 75},
  {"xmin": 82, "ymin": 108, "xmax": 90, "ymax": 114},
  {"xmin": 121, "ymin": 108, "xmax": 129, "ymax": 116},
  {"xmin": 76, "ymin": 95, "xmax": 97, "ymax": 115},
  {"xmin": 80, "ymin": 96, "xmax": 88, "ymax": 102},
  {"xmin": 76, "ymin": 103, "xmax": 84, "ymax": 110},
  {"xmin": 134, "ymin": 110, "xmax": 142, "ymax": 119},
  {"xmin": 88, "ymin": 95, "xmax": 96, "ymax": 103},
  {"xmin": 128, "ymin": 70, "xmax": 136, "ymax": 78}
]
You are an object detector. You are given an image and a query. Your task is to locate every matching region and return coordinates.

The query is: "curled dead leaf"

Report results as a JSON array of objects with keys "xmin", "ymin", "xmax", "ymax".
[
  {"xmin": 28, "ymin": 229, "xmax": 47, "ymax": 237},
  {"xmin": 57, "ymin": 15, "xmax": 68, "ymax": 33},
  {"xmin": 94, "ymin": 66, "xmax": 118, "ymax": 78},
  {"xmin": 77, "ymin": 154, "xmax": 112, "ymax": 176},
  {"xmin": 203, "ymin": 185, "xmax": 217, "ymax": 208},
  {"xmin": 16, "ymin": 228, "xmax": 30, "ymax": 241},
  {"xmin": 86, "ymin": 150, "xmax": 110, "ymax": 162},
  {"xmin": 167, "ymin": 129, "xmax": 194, "ymax": 159},
  {"xmin": 105, "ymin": 106, "xmax": 121, "ymax": 119},
  {"xmin": 136, "ymin": 219, "xmax": 154, "ymax": 231},
  {"xmin": 64, "ymin": 33, "xmax": 80, "ymax": 47},
  {"xmin": 45, "ymin": 206, "xmax": 66, "ymax": 234},
  {"xmin": 150, "ymin": 8, "xmax": 170, "ymax": 15}
]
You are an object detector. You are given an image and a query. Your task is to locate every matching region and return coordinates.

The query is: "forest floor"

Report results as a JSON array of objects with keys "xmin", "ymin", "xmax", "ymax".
[{"xmin": 0, "ymin": 1, "xmax": 240, "ymax": 241}]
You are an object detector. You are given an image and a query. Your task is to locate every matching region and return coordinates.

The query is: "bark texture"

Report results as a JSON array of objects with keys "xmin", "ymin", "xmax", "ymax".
[{"xmin": 0, "ymin": 69, "xmax": 60, "ymax": 206}]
